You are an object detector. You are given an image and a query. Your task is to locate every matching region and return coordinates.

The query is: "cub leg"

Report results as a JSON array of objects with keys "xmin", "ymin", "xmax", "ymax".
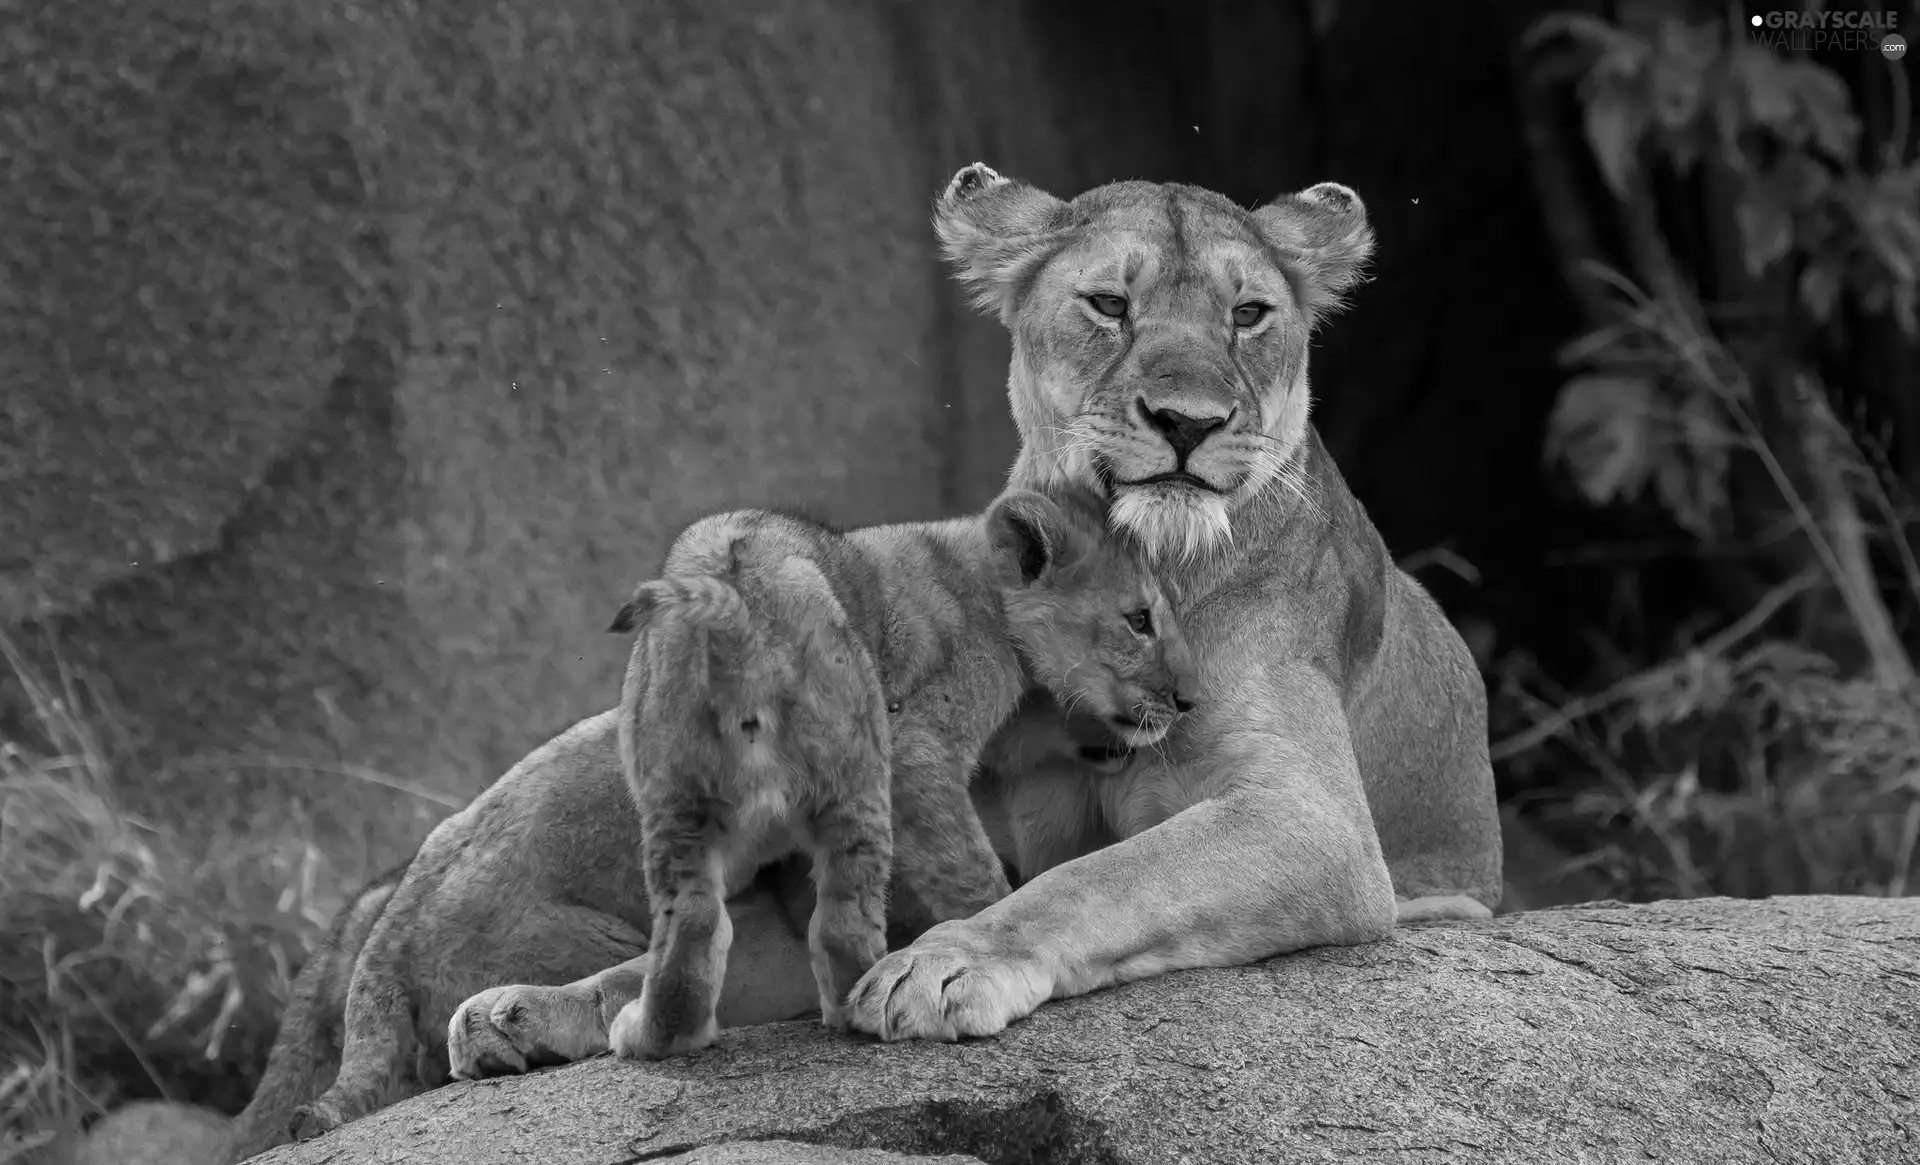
[
  {"xmin": 609, "ymin": 800, "xmax": 733, "ymax": 1060},
  {"xmin": 885, "ymin": 716, "xmax": 1013, "ymax": 936},
  {"xmin": 805, "ymin": 778, "xmax": 893, "ymax": 1029},
  {"xmin": 410, "ymin": 901, "xmax": 649, "ymax": 1082},
  {"xmin": 446, "ymin": 884, "xmax": 820, "ymax": 1080}
]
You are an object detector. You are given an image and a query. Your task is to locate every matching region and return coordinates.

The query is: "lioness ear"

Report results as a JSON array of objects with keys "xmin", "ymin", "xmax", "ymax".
[
  {"xmin": 1250, "ymin": 181, "xmax": 1376, "ymax": 326},
  {"xmin": 985, "ymin": 489, "xmax": 1067, "ymax": 585},
  {"xmin": 933, "ymin": 163, "xmax": 1075, "ymax": 322}
]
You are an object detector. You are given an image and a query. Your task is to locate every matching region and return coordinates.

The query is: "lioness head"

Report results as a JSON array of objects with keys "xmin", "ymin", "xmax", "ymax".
[
  {"xmin": 935, "ymin": 163, "xmax": 1375, "ymax": 562},
  {"xmin": 985, "ymin": 487, "xmax": 1196, "ymax": 749}
]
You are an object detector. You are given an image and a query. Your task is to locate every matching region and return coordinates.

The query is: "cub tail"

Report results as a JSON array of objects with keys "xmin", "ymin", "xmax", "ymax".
[{"xmin": 609, "ymin": 575, "xmax": 751, "ymax": 639}]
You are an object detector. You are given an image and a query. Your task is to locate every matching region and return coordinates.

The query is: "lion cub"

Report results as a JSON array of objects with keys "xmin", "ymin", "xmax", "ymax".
[{"xmin": 608, "ymin": 488, "xmax": 1196, "ymax": 1059}]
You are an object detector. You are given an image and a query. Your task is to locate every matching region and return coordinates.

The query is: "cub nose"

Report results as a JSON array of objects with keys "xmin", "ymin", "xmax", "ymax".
[
  {"xmin": 1172, "ymin": 692, "xmax": 1196, "ymax": 714},
  {"xmin": 1138, "ymin": 401, "xmax": 1230, "ymax": 461}
]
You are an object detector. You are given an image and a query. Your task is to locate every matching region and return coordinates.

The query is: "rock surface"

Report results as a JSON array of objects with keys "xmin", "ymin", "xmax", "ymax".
[
  {"xmin": 661, "ymin": 1146, "xmax": 984, "ymax": 1165},
  {"xmin": 250, "ymin": 897, "xmax": 1918, "ymax": 1165}
]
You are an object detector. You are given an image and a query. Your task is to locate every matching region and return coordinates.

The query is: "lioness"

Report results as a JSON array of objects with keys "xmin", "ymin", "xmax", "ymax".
[
  {"xmin": 443, "ymin": 165, "xmax": 1500, "ymax": 1066},
  {"xmin": 267, "ymin": 488, "xmax": 1192, "ymax": 1144}
]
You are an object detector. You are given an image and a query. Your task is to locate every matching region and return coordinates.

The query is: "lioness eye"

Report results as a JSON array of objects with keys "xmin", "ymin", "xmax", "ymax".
[
  {"xmin": 1088, "ymin": 293, "xmax": 1128, "ymax": 319},
  {"xmin": 1232, "ymin": 302, "xmax": 1269, "ymax": 327},
  {"xmin": 1125, "ymin": 608, "xmax": 1154, "ymax": 635}
]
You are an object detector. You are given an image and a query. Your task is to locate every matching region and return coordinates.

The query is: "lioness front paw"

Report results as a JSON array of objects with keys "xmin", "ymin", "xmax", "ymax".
[
  {"xmin": 845, "ymin": 920, "xmax": 1051, "ymax": 1042},
  {"xmin": 446, "ymin": 984, "xmax": 607, "ymax": 1080}
]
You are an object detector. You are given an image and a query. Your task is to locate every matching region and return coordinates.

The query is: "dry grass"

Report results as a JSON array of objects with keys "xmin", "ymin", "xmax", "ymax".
[{"xmin": 0, "ymin": 638, "xmax": 348, "ymax": 1163}]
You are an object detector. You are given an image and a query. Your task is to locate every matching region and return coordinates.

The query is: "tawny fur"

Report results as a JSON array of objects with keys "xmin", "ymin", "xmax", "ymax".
[
  {"xmin": 611, "ymin": 527, "xmax": 895, "ymax": 1059},
  {"xmin": 837, "ymin": 165, "xmax": 1503, "ymax": 1042},
  {"xmin": 607, "ymin": 501, "xmax": 1199, "ymax": 1061},
  {"xmin": 271, "ymin": 487, "xmax": 1194, "ymax": 1139}
]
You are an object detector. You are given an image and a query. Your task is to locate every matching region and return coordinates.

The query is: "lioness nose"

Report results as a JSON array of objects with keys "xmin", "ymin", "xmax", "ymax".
[
  {"xmin": 1172, "ymin": 692, "xmax": 1196, "ymax": 714},
  {"xmin": 1139, "ymin": 401, "xmax": 1229, "ymax": 460}
]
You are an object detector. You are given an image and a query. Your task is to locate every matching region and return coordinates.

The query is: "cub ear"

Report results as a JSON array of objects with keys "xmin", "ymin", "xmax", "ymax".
[
  {"xmin": 932, "ymin": 162, "xmax": 1076, "ymax": 322},
  {"xmin": 1250, "ymin": 181, "xmax": 1376, "ymax": 326},
  {"xmin": 985, "ymin": 489, "xmax": 1069, "ymax": 586},
  {"xmin": 607, "ymin": 585, "xmax": 661, "ymax": 634}
]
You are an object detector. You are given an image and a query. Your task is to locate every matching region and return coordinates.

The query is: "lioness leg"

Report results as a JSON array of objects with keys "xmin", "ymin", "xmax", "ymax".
[
  {"xmin": 1359, "ymin": 577, "xmax": 1505, "ymax": 913},
  {"xmin": 848, "ymin": 671, "xmax": 1398, "ymax": 1042},
  {"xmin": 805, "ymin": 782, "xmax": 892, "ymax": 1029}
]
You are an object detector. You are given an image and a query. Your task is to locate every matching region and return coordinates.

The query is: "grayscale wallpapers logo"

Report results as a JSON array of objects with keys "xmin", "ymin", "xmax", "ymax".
[{"xmin": 1748, "ymin": 9, "xmax": 1905, "ymax": 57}]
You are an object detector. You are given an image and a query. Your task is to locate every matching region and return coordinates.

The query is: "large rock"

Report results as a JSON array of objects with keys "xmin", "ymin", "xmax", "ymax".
[
  {"xmin": 660, "ymin": 1148, "xmax": 982, "ymax": 1165},
  {"xmin": 0, "ymin": 0, "xmax": 1585, "ymax": 842},
  {"xmin": 251, "ymin": 897, "xmax": 1918, "ymax": 1164},
  {"xmin": 0, "ymin": 0, "xmax": 1186, "ymax": 843}
]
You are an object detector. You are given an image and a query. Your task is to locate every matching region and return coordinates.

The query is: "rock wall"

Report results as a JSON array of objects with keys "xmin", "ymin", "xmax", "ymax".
[
  {"xmin": 0, "ymin": 0, "xmax": 1192, "ymax": 853},
  {"xmin": 1, "ymin": 0, "xmax": 1579, "ymax": 876}
]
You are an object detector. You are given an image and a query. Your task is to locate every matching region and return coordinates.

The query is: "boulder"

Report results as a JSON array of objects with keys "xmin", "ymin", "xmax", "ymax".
[
  {"xmin": 0, "ymin": 0, "xmax": 1585, "ymax": 854},
  {"xmin": 249, "ymin": 896, "xmax": 1919, "ymax": 1164},
  {"xmin": 0, "ymin": 0, "xmax": 1187, "ymax": 853},
  {"xmin": 660, "ymin": 1147, "xmax": 983, "ymax": 1165}
]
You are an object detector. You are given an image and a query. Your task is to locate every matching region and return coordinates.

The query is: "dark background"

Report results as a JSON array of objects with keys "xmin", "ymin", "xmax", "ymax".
[{"xmin": 3, "ymin": 0, "xmax": 1915, "ymax": 1148}]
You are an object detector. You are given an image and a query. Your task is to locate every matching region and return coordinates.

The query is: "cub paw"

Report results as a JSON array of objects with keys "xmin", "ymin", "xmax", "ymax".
[
  {"xmin": 844, "ymin": 920, "xmax": 1050, "ymax": 1042},
  {"xmin": 446, "ymin": 983, "xmax": 606, "ymax": 1080},
  {"xmin": 609, "ymin": 997, "xmax": 718, "ymax": 1061},
  {"xmin": 287, "ymin": 1101, "xmax": 343, "ymax": 1143}
]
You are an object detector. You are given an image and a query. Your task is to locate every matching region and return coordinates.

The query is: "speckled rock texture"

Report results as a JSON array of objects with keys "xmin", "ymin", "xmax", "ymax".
[
  {"xmin": 661, "ymin": 1145, "xmax": 985, "ymax": 1165},
  {"xmin": 250, "ymin": 897, "xmax": 1919, "ymax": 1165}
]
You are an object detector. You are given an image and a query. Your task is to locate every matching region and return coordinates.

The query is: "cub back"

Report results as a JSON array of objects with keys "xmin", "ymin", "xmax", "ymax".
[{"xmin": 612, "ymin": 511, "xmax": 888, "ymax": 818}]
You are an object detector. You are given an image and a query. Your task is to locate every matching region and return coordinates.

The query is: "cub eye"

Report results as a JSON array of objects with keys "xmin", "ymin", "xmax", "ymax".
[
  {"xmin": 1088, "ymin": 293, "xmax": 1129, "ymax": 320},
  {"xmin": 1125, "ymin": 608, "xmax": 1154, "ymax": 635},
  {"xmin": 1232, "ymin": 302, "xmax": 1270, "ymax": 328}
]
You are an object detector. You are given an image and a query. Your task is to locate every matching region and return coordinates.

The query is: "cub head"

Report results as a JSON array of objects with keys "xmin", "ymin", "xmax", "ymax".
[
  {"xmin": 985, "ymin": 487, "xmax": 1197, "ymax": 749},
  {"xmin": 934, "ymin": 162, "xmax": 1375, "ymax": 562}
]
